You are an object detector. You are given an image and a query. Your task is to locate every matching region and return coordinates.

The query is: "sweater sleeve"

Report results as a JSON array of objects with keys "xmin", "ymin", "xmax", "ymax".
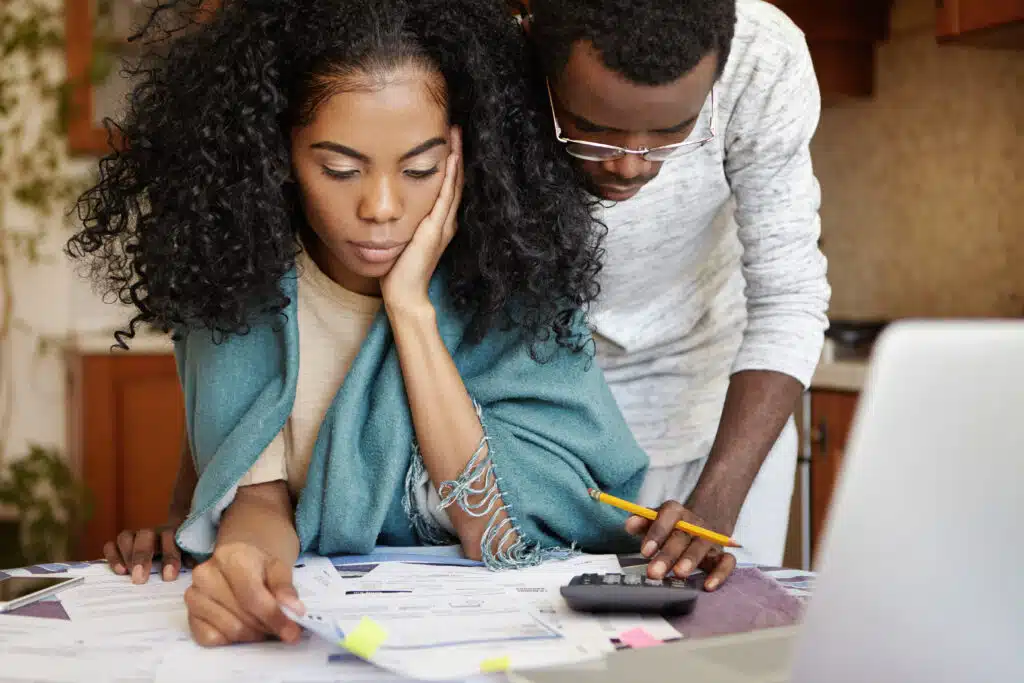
[
  {"xmin": 238, "ymin": 426, "xmax": 289, "ymax": 487},
  {"xmin": 725, "ymin": 32, "xmax": 831, "ymax": 386}
]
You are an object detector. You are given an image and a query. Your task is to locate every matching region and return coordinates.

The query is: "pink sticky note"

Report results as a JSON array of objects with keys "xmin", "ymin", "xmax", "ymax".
[{"xmin": 618, "ymin": 627, "xmax": 662, "ymax": 649}]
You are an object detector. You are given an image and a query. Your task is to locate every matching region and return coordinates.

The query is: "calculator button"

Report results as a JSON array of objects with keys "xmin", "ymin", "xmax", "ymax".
[
  {"xmin": 602, "ymin": 574, "xmax": 622, "ymax": 585},
  {"xmin": 624, "ymin": 574, "xmax": 641, "ymax": 585},
  {"xmin": 643, "ymin": 577, "xmax": 664, "ymax": 587}
]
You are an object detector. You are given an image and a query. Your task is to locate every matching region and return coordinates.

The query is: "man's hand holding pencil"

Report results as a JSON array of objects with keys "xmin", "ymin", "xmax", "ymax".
[{"xmin": 589, "ymin": 489, "xmax": 738, "ymax": 591}]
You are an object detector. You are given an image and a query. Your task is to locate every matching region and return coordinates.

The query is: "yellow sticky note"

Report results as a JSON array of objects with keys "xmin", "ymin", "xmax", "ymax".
[
  {"xmin": 341, "ymin": 617, "xmax": 388, "ymax": 660},
  {"xmin": 480, "ymin": 656, "xmax": 511, "ymax": 673}
]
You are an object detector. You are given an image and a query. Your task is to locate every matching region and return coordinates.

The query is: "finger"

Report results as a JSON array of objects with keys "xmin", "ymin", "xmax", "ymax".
[
  {"xmin": 104, "ymin": 541, "xmax": 126, "ymax": 575},
  {"xmin": 420, "ymin": 146, "xmax": 459, "ymax": 232},
  {"xmin": 159, "ymin": 528, "xmax": 182, "ymax": 581},
  {"xmin": 640, "ymin": 501, "xmax": 685, "ymax": 558},
  {"xmin": 648, "ymin": 529, "xmax": 693, "ymax": 580},
  {"xmin": 702, "ymin": 551, "xmax": 737, "ymax": 592},
  {"xmin": 441, "ymin": 127, "xmax": 463, "ymax": 240},
  {"xmin": 450, "ymin": 124, "xmax": 463, "ymax": 157},
  {"xmin": 191, "ymin": 561, "xmax": 267, "ymax": 637},
  {"xmin": 672, "ymin": 537, "xmax": 714, "ymax": 579},
  {"xmin": 184, "ymin": 585, "xmax": 265, "ymax": 645},
  {"xmin": 266, "ymin": 558, "xmax": 304, "ymax": 616},
  {"xmin": 229, "ymin": 558, "xmax": 300, "ymax": 643},
  {"xmin": 435, "ymin": 136, "xmax": 460, "ymax": 219},
  {"xmin": 130, "ymin": 529, "xmax": 157, "ymax": 584},
  {"xmin": 116, "ymin": 530, "xmax": 135, "ymax": 574},
  {"xmin": 624, "ymin": 515, "xmax": 651, "ymax": 536},
  {"xmin": 188, "ymin": 613, "xmax": 228, "ymax": 648}
]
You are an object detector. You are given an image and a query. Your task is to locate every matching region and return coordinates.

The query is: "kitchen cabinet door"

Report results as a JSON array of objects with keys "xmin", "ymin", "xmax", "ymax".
[
  {"xmin": 65, "ymin": 0, "xmax": 223, "ymax": 155},
  {"xmin": 68, "ymin": 354, "xmax": 183, "ymax": 560},
  {"xmin": 936, "ymin": 0, "xmax": 1024, "ymax": 46},
  {"xmin": 808, "ymin": 390, "xmax": 859, "ymax": 564}
]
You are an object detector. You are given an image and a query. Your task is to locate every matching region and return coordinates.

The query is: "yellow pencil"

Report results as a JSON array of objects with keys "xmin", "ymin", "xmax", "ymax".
[{"xmin": 588, "ymin": 488, "xmax": 742, "ymax": 548}]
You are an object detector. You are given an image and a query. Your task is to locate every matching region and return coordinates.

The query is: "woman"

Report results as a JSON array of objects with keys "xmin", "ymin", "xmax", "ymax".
[{"xmin": 68, "ymin": 0, "xmax": 652, "ymax": 646}]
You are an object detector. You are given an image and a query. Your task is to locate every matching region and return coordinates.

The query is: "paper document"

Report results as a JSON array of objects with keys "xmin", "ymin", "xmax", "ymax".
[
  {"xmin": 153, "ymin": 636, "xmax": 406, "ymax": 683},
  {"xmin": 0, "ymin": 614, "xmax": 75, "ymax": 643},
  {"xmin": 294, "ymin": 553, "xmax": 350, "ymax": 597},
  {"xmin": 55, "ymin": 572, "xmax": 191, "ymax": 640},
  {"xmin": 336, "ymin": 559, "xmax": 681, "ymax": 642},
  {"xmin": 292, "ymin": 556, "xmax": 678, "ymax": 679},
  {"xmin": 0, "ymin": 632, "xmax": 171, "ymax": 683},
  {"xmin": 292, "ymin": 597, "xmax": 607, "ymax": 681}
]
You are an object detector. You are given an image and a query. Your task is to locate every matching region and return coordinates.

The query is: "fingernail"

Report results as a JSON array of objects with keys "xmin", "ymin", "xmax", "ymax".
[
  {"xmin": 705, "ymin": 578, "xmax": 720, "ymax": 591},
  {"xmin": 280, "ymin": 596, "xmax": 304, "ymax": 615},
  {"xmin": 162, "ymin": 565, "xmax": 174, "ymax": 581},
  {"xmin": 113, "ymin": 564, "xmax": 125, "ymax": 575},
  {"xmin": 649, "ymin": 561, "xmax": 667, "ymax": 579},
  {"xmin": 642, "ymin": 541, "xmax": 657, "ymax": 557},
  {"xmin": 131, "ymin": 565, "xmax": 144, "ymax": 583},
  {"xmin": 676, "ymin": 559, "xmax": 694, "ymax": 576}
]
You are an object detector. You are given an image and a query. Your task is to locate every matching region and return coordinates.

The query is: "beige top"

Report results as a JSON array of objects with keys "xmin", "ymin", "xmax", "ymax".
[{"xmin": 238, "ymin": 251, "xmax": 382, "ymax": 496}]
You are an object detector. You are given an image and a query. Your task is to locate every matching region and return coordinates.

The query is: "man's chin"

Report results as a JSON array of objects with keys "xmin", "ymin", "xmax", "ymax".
[{"xmin": 593, "ymin": 183, "xmax": 643, "ymax": 202}]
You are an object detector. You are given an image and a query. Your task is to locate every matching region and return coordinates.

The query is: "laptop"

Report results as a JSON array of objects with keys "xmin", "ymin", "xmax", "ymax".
[{"xmin": 518, "ymin": 320, "xmax": 1024, "ymax": 683}]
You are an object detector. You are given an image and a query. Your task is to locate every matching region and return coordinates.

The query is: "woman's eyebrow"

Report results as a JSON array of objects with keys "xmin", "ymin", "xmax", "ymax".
[
  {"xmin": 310, "ymin": 136, "xmax": 447, "ymax": 162},
  {"xmin": 310, "ymin": 141, "xmax": 369, "ymax": 162},
  {"xmin": 398, "ymin": 136, "xmax": 446, "ymax": 161}
]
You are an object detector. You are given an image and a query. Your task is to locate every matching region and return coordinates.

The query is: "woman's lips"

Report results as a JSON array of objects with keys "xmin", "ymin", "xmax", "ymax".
[{"xmin": 350, "ymin": 241, "xmax": 407, "ymax": 264}]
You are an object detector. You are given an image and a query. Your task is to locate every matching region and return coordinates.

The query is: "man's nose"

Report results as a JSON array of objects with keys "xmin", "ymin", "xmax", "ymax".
[{"xmin": 601, "ymin": 152, "xmax": 654, "ymax": 182}]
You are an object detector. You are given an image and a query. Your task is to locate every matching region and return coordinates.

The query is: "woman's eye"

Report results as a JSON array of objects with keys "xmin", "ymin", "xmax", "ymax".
[
  {"xmin": 405, "ymin": 166, "xmax": 439, "ymax": 180},
  {"xmin": 322, "ymin": 167, "xmax": 358, "ymax": 180}
]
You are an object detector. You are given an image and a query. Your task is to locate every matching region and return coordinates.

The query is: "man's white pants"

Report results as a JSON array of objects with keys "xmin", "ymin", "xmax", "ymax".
[{"xmin": 636, "ymin": 417, "xmax": 798, "ymax": 566}]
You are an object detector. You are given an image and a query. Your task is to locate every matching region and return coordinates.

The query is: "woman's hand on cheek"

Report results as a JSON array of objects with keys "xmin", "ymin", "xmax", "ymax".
[{"xmin": 380, "ymin": 126, "xmax": 463, "ymax": 315}]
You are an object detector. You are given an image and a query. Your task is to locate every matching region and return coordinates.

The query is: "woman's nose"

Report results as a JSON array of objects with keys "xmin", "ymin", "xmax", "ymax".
[{"xmin": 358, "ymin": 174, "xmax": 402, "ymax": 223}]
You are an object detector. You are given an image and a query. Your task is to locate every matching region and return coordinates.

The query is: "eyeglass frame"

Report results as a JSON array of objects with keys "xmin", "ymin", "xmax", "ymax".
[{"xmin": 545, "ymin": 80, "xmax": 717, "ymax": 162}]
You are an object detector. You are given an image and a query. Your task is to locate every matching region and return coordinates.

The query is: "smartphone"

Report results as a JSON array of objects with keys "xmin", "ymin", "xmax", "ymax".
[{"xmin": 0, "ymin": 575, "xmax": 84, "ymax": 612}]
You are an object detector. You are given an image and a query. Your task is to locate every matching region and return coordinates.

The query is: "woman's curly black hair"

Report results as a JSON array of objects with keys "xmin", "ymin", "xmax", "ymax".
[{"xmin": 67, "ymin": 0, "xmax": 603, "ymax": 354}]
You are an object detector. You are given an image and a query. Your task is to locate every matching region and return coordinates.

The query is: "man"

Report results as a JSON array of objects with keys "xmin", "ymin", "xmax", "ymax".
[{"xmin": 525, "ymin": 0, "xmax": 830, "ymax": 577}]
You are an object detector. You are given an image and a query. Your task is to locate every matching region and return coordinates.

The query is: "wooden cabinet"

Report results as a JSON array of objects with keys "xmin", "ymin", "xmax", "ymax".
[
  {"xmin": 936, "ymin": 0, "xmax": 1024, "ymax": 46},
  {"xmin": 64, "ymin": 0, "xmax": 221, "ymax": 155},
  {"xmin": 768, "ymin": 0, "xmax": 893, "ymax": 98},
  {"xmin": 67, "ymin": 354, "xmax": 183, "ymax": 560},
  {"xmin": 807, "ymin": 390, "xmax": 859, "ymax": 563}
]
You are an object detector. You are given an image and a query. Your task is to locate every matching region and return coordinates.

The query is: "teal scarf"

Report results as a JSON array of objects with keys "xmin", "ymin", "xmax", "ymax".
[{"xmin": 174, "ymin": 270, "xmax": 648, "ymax": 567}]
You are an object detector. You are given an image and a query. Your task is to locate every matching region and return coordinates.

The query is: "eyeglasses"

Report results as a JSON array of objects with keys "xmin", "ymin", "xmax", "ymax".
[{"xmin": 546, "ymin": 80, "xmax": 717, "ymax": 162}]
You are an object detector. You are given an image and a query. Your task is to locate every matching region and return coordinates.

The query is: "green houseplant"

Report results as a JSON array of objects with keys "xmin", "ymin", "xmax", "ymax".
[
  {"xmin": 0, "ymin": 0, "xmax": 116, "ymax": 565},
  {"xmin": 0, "ymin": 445, "xmax": 92, "ymax": 564}
]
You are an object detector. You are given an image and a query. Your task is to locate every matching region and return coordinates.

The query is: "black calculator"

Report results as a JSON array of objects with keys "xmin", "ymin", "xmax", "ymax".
[{"xmin": 559, "ymin": 572, "xmax": 699, "ymax": 616}]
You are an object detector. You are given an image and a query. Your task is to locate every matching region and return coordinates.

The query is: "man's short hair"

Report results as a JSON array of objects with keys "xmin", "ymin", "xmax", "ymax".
[{"xmin": 531, "ymin": 0, "xmax": 737, "ymax": 86}]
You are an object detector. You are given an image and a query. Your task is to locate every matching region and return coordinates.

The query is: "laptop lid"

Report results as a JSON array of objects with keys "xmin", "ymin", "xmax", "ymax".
[{"xmin": 791, "ymin": 320, "xmax": 1024, "ymax": 683}]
